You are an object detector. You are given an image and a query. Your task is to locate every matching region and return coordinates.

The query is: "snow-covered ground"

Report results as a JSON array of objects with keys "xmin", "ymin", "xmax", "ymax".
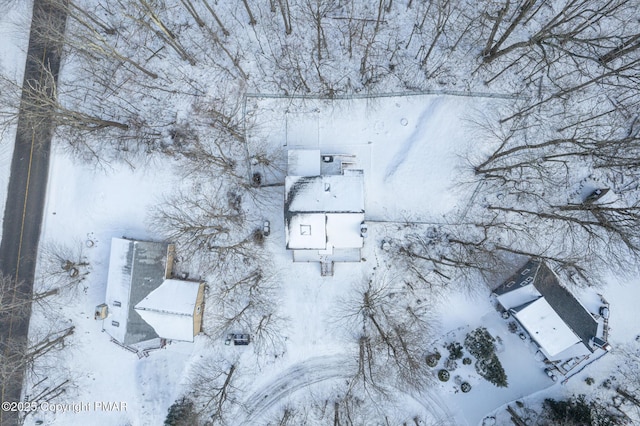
[
  {"xmin": 15, "ymin": 89, "xmax": 640, "ymax": 425},
  {"xmin": 20, "ymin": 94, "xmax": 489, "ymax": 425},
  {"xmin": 248, "ymin": 94, "xmax": 497, "ymax": 222}
]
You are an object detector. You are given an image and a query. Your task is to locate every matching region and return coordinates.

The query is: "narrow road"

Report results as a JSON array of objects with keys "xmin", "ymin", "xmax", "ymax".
[{"xmin": 0, "ymin": 1, "xmax": 67, "ymax": 424}]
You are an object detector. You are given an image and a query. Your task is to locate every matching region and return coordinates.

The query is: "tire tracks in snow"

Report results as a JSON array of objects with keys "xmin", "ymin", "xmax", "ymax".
[
  {"xmin": 240, "ymin": 355, "xmax": 355, "ymax": 423},
  {"xmin": 238, "ymin": 354, "xmax": 456, "ymax": 424}
]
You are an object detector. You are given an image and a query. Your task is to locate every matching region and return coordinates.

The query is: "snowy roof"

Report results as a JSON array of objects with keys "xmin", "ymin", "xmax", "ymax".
[
  {"xmin": 135, "ymin": 279, "xmax": 201, "ymax": 315},
  {"xmin": 326, "ymin": 213, "xmax": 364, "ymax": 249},
  {"xmin": 496, "ymin": 260, "xmax": 599, "ymax": 360},
  {"xmin": 285, "ymin": 173, "xmax": 364, "ymax": 214},
  {"xmin": 287, "ymin": 213, "xmax": 327, "ymax": 250},
  {"xmin": 284, "ymin": 151, "xmax": 365, "ymax": 260},
  {"xmin": 103, "ymin": 237, "xmax": 171, "ymax": 345},
  {"xmin": 288, "ymin": 149, "xmax": 321, "ymax": 176},
  {"xmin": 533, "ymin": 263, "xmax": 599, "ymax": 349},
  {"xmin": 513, "ymin": 298, "xmax": 582, "ymax": 360},
  {"xmin": 134, "ymin": 279, "xmax": 202, "ymax": 342},
  {"xmin": 496, "ymin": 282, "xmax": 542, "ymax": 310}
]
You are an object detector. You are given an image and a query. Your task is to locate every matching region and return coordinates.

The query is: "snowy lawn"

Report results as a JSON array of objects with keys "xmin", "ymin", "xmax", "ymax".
[
  {"xmin": 24, "ymin": 93, "xmax": 502, "ymax": 425},
  {"xmin": 24, "ymin": 151, "xmax": 191, "ymax": 426},
  {"xmin": 23, "ymin": 92, "xmax": 638, "ymax": 426},
  {"xmin": 247, "ymin": 94, "xmax": 500, "ymax": 221},
  {"xmin": 431, "ymin": 291, "xmax": 554, "ymax": 425}
]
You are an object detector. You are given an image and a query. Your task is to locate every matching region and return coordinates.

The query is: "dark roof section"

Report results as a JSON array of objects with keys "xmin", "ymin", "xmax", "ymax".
[
  {"xmin": 123, "ymin": 240, "xmax": 169, "ymax": 345},
  {"xmin": 492, "ymin": 259, "xmax": 540, "ymax": 296},
  {"xmin": 533, "ymin": 262, "xmax": 598, "ymax": 350}
]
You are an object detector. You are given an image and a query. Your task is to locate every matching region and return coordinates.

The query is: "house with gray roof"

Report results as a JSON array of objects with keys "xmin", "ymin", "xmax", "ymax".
[
  {"xmin": 97, "ymin": 238, "xmax": 204, "ymax": 348},
  {"xmin": 493, "ymin": 260, "xmax": 608, "ymax": 364}
]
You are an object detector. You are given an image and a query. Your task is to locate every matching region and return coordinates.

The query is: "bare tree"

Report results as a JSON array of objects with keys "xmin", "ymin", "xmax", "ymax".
[
  {"xmin": 148, "ymin": 178, "xmax": 268, "ymax": 276},
  {"xmin": 338, "ymin": 273, "xmax": 435, "ymax": 393},
  {"xmin": 241, "ymin": 0, "xmax": 257, "ymax": 26},
  {"xmin": 187, "ymin": 356, "xmax": 241, "ymax": 425},
  {"xmin": 207, "ymin": 268, "xmax": 287, "ymax": 357},
  {"xmin": 35, "ymin": 240, "xmax": 90, "ymax": 302}
]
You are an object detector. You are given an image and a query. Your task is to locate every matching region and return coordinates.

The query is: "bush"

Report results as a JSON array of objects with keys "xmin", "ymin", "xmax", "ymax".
[
  {"xmin": 165, "ymin": 397, "xmax": 198, "ymax": 426},
  {"xmin": 446, "ymin": 341, "xmax": 464, "ymax": 360},
  {"xmin": 445, "ymin": 358, "xmax": 458, "ymax": 371},
  {"xmin": 476, "ymin": 355, "xmax": 508, "ymax": 388},
  {"xmin": 464, "ymin": 327, "xmax": 496, "ymax": 360},
  {"xmin": 426, "ymin": 351, "xmax": 441, "ymax": 367},
  {"xmin": 438, "ymin": 369, "xmax": 450, "ymax": 382},
  {"xmin": 464, "ymin": 327, "xmax": 508, "ymax": 388},
  {"xmin": 543, "ymin": 394, "xmax": 625, "ymax": 426},
  {"xmin": 461, "ymin": 382, "xmax": 471, "ymax": 393},
  {"xmin": 462, "ymin": 357, "xmax": 472, "ymax": 365}
]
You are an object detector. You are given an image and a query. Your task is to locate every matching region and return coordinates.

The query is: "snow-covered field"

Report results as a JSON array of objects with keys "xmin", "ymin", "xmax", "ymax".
[
  {"xmin": 7, "ymin": 87, "xmax": 637, "ymax": 425},
  {"xmin": 20, "ymin": 93, "xmax": 491, "ymax": 425},
  {"xmin": 2, "ymin": 1, "xmax": 639, "ymax": 425}
]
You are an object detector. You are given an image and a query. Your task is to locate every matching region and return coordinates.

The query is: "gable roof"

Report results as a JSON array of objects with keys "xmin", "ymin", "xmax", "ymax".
[
  {"xmin": 284, "ymin": 150, "xmax": 365, "ymax": 254},
  {"xmin": 104, "ymin": 238, "xmax": 169, "ymax": 345},
  {"xmin": 533, "ymin": 263, "xmax": 598, "ymax": 350},
  {"xmin": 134, "ymin": 279, "xmax": 202, "ymax": 342},
  {"xmin": 494, "ymin": 259, "xmax": 599, "ymax": 358}
]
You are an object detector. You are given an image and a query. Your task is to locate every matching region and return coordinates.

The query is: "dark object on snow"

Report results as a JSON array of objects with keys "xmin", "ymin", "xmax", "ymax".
[
  {"xmin": 584, "ymin": 188, "xmax": 610, "ymax": 204},
  {"xmin": 225, "ymin": 333, "xmax": 250, "ymax": 346},
  {"xmin": 544, "ymin": 368, "xmax": 558, "ymax": 382},
  {"xmin": 592, "ymin": 337, "xmax": 611, "ymax": 351},
  {"xmin": 263, "ymin": 220, "xmax": 271, "ymax": 237},
  {"xmin": 438, "ymin": 369, "xmax": 450, "ymax": 382},
  {"xmin": 252, "ymin": 172, "xmax": 262, "ymax": 187},
  {"xmin": 426, "ymin": 352, "xmax": 441, "ymax": 367},
  {"xmin": 461, "ymin": 382, "xmax": 472, "ymax": 393}
]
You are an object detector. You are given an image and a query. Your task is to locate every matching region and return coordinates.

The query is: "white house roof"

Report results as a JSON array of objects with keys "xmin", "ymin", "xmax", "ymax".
[
  {"xmin": 135, "ymin": 279, "xmax": 200, "ymax": 314},
  {"xmin": 103, "ymin": 238, "xmax": 134, "ymax": 343},
  {"xmin": 496, "ymin": 284, "xmax": 542, "ymax": 310},
  {"xmin": 288, "ymin": 149, "xmax": 321, "ymax": 176},
  {"xmin": 134, "ymin": 279, "xmax": 201, "ymax": 342},
  {"xmin": 134, "ymin": 309, "xmax": 195, "ymax": 342},
  {"xmin": 287, "ymin": 213, "xmax": 327, "ymax": 250},
  {"xmin": 326, "ymin": 213, "xmax": 364, "ymax": 249},
  {"xmin": 513, "ymin": 298, "xmax": 582, "ymax": 360},
  {"xmin": 285, "ymin": 173, "xmax": 364, "ymax": 214}
]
